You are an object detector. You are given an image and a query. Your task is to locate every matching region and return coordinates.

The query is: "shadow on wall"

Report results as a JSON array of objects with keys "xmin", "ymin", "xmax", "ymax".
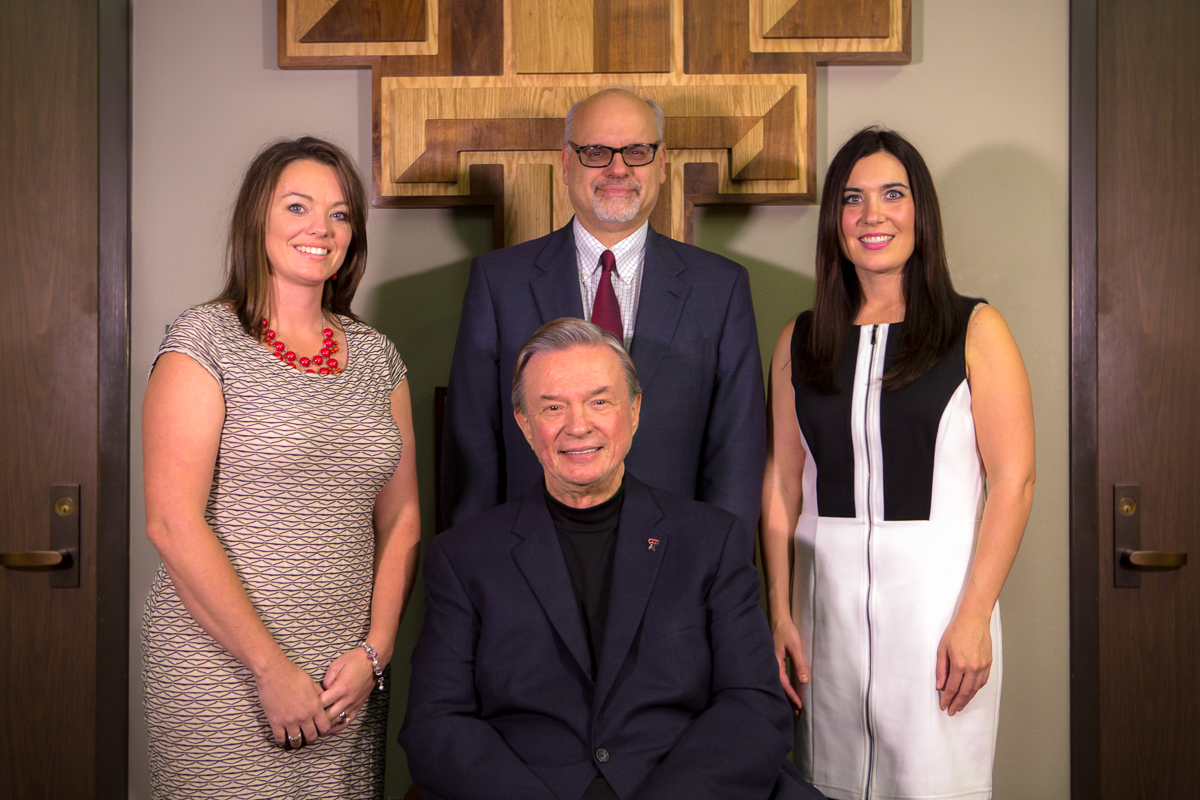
[
  {"xmin": 365, "ymin": 206, "xmax": 493, "ymax": 549},
  {"xmin": 692, "ymin": 205, "xmax": 818, "ymax": 375},
  {"xmin": 360, "ymin": 212, "xmax": 489, "ymax": 797},
  {"xmin": 937, "ymin": 142, "xmax": 1069, "ymax": 798},
  {"xmin": 367, "ymin": 258, "xmax": 470, "ymax": 526},
  {"xmin": 938, "ymin": 143, "xmax": 1064, "ymax": 321},
  {"xmin": 367, "ymin": 259, "xmax": 467, "ymax": 797}
]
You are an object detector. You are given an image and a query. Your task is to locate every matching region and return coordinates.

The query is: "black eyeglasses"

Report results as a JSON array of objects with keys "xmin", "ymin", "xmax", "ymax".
[{"xmin": 568, "ymin": 141, "xmax": 661, "ymax": 168}]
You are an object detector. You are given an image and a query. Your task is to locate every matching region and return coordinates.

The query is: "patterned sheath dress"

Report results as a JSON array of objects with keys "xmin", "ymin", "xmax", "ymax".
[
  {"xmin": 142, "ymin": 303, "xmax": 406, "ymax": 799},
  {"xmin": 789, "ymin": 297, "xmax": 1000, "ymax": 800}
]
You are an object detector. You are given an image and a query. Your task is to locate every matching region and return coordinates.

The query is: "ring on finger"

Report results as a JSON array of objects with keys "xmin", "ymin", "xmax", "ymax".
[
  {"xmin": 286, "ymin": 733, "xmax": 303, "ymax": 749},
  {"xmin": 336, "ymin": 711, "xmax": 347, "ymax": 724}
]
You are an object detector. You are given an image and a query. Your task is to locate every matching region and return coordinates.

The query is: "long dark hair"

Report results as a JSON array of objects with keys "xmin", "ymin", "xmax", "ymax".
[
  {"xmin": 800, "ymin": 126, "xmax": 964, "ymax": 393},
  {"xmin": 215, "ymin": 136, "xmax": 368, "ymax": 339}
]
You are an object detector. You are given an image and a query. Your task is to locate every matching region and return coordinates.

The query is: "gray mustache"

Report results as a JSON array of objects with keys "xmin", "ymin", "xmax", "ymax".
[{"xmin": 595, "ymin": 180, "xmax": 641, "ymax": 193}]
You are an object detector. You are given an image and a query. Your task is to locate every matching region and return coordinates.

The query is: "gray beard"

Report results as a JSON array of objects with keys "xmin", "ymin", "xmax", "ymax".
[{"xmin": 592, "ymin": 182, "xmax": 643, "ymax": 223}]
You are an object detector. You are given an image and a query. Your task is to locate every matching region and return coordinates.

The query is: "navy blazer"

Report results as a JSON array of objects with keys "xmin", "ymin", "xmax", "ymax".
[
  {"xmin": 440, "ymin": 222, "xmax": 767, "ymax": 533},
  {"xmin": 400, "ymin": 475, "xmax": 820, "ymax": 800}
]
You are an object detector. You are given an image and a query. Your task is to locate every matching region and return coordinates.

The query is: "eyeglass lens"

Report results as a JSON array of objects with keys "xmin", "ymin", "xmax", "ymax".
[{"xmin": 577, "ymin": 144, "xmax": 657, "ymax": 167}]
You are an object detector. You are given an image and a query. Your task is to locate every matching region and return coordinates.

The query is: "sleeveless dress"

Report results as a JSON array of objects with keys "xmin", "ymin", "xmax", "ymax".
[
  {"xmin": 789, "ymin": 298, "xmax": 1000, "ymax": 800},
  {"xmin": 142, "ymin": 304, "xmax": 406, "ymax": 799}
]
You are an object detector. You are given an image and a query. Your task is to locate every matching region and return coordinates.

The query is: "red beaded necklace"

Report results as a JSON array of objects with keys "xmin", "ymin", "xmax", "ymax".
[{"xmin": 261, "ymin": 312, "xmax": 342, "ymax": 375}]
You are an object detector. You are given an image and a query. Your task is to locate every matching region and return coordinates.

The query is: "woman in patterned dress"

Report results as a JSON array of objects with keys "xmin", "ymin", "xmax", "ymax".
[
  {"xmin": 141, "ymin": 137, "xmax": 420, "ymax": 798},
  {"xmin": 760, "ymin": 127, "xmax": 1035, "ymax": 800}
]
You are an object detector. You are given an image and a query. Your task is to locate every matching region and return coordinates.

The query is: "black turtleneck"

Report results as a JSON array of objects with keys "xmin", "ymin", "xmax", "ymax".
[
  {"xmin": 544, "ymin": 481, "xmax": 624, "ymax": 676},
  {"xmin": 544, "ymin": 481, "xmax": 624, "ymax": 800}
]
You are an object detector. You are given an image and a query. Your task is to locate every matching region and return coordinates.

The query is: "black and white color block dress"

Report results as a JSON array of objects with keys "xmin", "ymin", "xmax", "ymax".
[
  {"xmin": 142, "ymin": 303, "xmax": 406, "ymax": 799},
  {"xmin": 789, "ymin": 297, "xmax": 999, "ymax": 800}
]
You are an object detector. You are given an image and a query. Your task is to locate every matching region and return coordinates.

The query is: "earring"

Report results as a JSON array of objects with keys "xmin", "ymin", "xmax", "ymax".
[{"xmin": 331, "ymin": 272, "xmax": 338, "ymax": 281}]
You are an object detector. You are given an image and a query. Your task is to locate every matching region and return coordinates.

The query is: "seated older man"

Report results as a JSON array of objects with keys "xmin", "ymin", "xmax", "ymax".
[{"xmin": 400, "ymin": 318, "xmax": 821, "ymax": 800}]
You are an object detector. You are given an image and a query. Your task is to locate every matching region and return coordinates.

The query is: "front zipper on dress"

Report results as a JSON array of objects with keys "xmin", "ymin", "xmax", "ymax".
[{"xmin": 862, "ymin": 324, "xmax": 881, "ymax": 800}]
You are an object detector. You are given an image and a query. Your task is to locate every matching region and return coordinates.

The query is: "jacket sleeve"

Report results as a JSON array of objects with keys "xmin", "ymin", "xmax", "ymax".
[
  {"xmin": 441, "ymin": 256, "xmax": 506, "ymax": 527},
  {"xmin": 628, "ymin": 519, "xmax": 795, "ymax": 800},
  {"xmin": 399, "ymin": 539, "xmax": 561, "ymax": 800},
  {"xmin": 697, "ymin": 265, "xmax": 767, "ymax": 534}
]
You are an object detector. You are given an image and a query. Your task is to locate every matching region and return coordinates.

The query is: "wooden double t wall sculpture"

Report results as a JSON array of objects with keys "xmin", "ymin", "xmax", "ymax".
[{"xmin": 279, "ymin": 0, "xmax": 911, "ymax": 247}]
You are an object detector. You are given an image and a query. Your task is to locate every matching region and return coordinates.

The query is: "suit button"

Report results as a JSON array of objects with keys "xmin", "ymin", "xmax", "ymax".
[{"xmin": 595, "ymin": 748, "xmax": 610, "ymax": 763}]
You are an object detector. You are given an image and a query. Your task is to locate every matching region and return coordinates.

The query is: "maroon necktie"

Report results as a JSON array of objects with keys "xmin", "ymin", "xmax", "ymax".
[{"xmin": 590, "ymin": 249, "xmax": 623, "ymax": 341}]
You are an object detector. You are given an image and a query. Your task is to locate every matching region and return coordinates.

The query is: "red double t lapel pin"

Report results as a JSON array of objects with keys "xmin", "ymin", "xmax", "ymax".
[{"xmin": 647, "ymin": 538, "xmax": 660, "ymax": 551}]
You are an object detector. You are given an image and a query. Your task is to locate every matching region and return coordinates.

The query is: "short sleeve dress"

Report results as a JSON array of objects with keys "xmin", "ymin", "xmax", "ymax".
[
  {"xmin": 788, "ymin": 297, "xmax": 1001, "ymax": 800},
  {"xmin": 142, "ymin": 303, "xmax": 407, "ymax": 799}
]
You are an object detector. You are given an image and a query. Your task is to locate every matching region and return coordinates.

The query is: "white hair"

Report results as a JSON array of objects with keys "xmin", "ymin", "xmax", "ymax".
[{"xmin": 512, "ymin": 318, "xmax": 641, "ymax": 415}]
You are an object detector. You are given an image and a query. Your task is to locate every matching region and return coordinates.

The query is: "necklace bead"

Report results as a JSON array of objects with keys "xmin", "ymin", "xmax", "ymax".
[{"xmin": 262, "ymin": 313, "xmax": 343, "ymax": 375}]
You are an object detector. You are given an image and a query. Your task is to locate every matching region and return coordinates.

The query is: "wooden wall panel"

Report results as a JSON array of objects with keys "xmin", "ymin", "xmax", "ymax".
[
  {"xmin": 683, "ymin": 0, "xmax": 809, "ymax": 75},
  {"xmin": 749, "ymin": 0, "xmax": 909, "ymax": 59},
  {"xmin": 279, "ymin": 0, "xmax": 909, "ymax": 244},
  {"xmin": 282, "ymin": 0, "xmax": 438, "ymax": 59},
  {"xmin": 514, "ymin": 0, "xmax": 594, "ymax": 74},
  {"xmin": 447, "ymin": 0, "xmax": 504, "ymax": 76},
  {"xmin": 401, "ymin": 118, "xmax": 563, "ymax": 182},
  {"xmin": 301, "ymin": 0, "xmax": 427, "ymax": 43},
  {"xmin": 594, "ymin": 0, "xmax": 670, "ymax": 73},
  {"xmin": 295, "ymin": 0, "xmax": 340, "ymax": 40},
  {"xmin": 763, "ymin": 0, "xmax": 890, "ymax": 39},
  {"xmin": 734, "ymin": 86, "xmax": 796, "ymax": 180},
  {"xmin": 507, "ymin": 163, "xmax": 555, "ymax": 246},
  {"xmin": 648, "ymin": 162, "xmax": 673, "ymax": 235}
]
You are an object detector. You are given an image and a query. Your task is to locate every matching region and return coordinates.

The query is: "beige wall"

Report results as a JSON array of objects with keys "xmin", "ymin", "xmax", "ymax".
[{"xmin": 129, "ymin": 0, "xmax": 1070, "ymax": 797}]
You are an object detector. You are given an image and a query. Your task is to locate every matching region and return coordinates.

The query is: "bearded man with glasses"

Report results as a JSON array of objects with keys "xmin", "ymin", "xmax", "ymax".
[{"xmin": 442, "ymin": 87, "xmax": 767, "ymax": 538}]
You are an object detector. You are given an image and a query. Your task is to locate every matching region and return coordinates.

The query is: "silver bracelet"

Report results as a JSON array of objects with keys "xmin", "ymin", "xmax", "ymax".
[{"xmin": 359, "ymin": 641, "xmax": 385, "ymax": 691}]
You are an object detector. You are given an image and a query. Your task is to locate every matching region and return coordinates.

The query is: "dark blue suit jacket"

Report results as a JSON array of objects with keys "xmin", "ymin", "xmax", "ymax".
[
  {"xmin": 441, "ymin": 222, "xmax": 767, "ymax": 533},
  {"xmin": 400, "ymin": 475, "xmax": 820, "ymax": 800}
]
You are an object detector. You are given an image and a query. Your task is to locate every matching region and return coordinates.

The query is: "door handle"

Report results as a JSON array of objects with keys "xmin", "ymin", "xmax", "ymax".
[
  {"xmin": 1113, "ymin": 484, "xmax": 1188, "ymax": 587},
  {"xmin": 2, "ymin": 484, "xmax": 81, "ymax": 587},
  {"xmin": 0, "ymin": 549, "xmax": 75, "ymax": 570},
  {"xmin": 1120, "ymin": 549, "xmax": 1188, "ymax": 569}
]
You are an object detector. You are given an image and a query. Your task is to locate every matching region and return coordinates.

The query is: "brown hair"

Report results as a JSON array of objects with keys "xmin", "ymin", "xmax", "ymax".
[
  {"xmin": 512, "ymin": 318, "xmax": 641, "ymax": 415},
  {"xmin": 214, "ymin": 136, "xmax": 368, "ymax": 339},
  {"xmin": 801, "ymin": 126, "xmax": 964, "ymax": 393}
]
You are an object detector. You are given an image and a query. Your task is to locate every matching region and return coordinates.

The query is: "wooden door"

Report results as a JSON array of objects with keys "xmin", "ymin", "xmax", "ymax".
[
  {"xmin": 0, "ymin": 0, "xmax": 129, "ymax": 797},
  {"xmin": 1072, "ymin": 0, "xmax": 1199, "ymax": 796}
]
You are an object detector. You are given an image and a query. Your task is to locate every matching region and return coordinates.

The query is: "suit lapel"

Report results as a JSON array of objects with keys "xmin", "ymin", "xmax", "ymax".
[
  {"xmin": 630, "ymin": 227, "xmax": 690, "ymax": 388},
  {"xmin": 530, "ymin": 221, "xmax": 586, "ymax": 323},
  {"xmin": 593, "ymin": 476, "xmax": 668, "ymax": 708},
  {"xmin": 510, "ymin": 486, "xmax": 594, "ymax": 680}
]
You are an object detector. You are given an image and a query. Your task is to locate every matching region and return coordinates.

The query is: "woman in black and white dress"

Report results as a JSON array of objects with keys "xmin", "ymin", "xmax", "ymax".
[
  {"xmin": 141, "ymin": 137, "xmax": 420, "ymax": 798},
  {"xmin": 760, "ymin": 127, "xmax": 1035, "ymax": 800}
]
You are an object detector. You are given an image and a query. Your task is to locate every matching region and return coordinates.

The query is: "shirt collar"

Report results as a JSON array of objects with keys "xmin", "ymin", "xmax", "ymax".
[{"xmin": 573, "ymin": 218, "xmax": 649, "ymax": 283}]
